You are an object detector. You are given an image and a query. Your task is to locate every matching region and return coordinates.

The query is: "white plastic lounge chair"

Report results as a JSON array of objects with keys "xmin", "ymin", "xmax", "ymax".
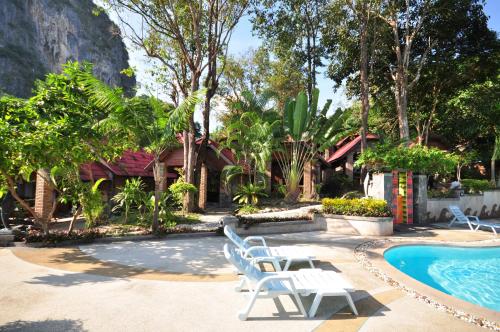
[
  {"xmin": 224, "ymin": 225, "xmax": 315, "ymax": 271},
  {"xmin": 224, "ymin": 243, "xmax": 357, "ymax": 320},
  {"xmin": 448, "ymin": 205, "xmax": 500, "ymax": 235}
]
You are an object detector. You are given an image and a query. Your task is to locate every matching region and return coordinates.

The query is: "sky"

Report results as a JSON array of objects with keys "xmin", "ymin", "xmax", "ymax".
[{"xmin": 97, "ymin": 0, "xmax": 500, "ymax": 129}]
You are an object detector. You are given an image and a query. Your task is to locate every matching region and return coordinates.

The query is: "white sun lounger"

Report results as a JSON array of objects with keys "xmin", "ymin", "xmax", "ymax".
[
  {"xmin": 448, "ymin": 205, "xmax": 500, "ymax": 235},
  {"xmin": 224, "ymin": 225, "xmax": 315, "ymax": 271},
  {"xmin": 224, "ymin": 243, "xmax": 357, "ymax": 320}
]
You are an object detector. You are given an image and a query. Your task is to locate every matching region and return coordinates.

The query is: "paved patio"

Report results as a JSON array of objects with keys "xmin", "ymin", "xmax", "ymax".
[{"xmin": 0, "ymin": 226, "xmax": 498, "ymax": 331}]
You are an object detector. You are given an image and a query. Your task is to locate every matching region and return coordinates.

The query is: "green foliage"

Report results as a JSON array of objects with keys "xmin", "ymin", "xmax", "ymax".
[
  {"xmin": 169, "ymin": 181, "xmax": 198, "ymax": 207},
  {"xmin": 322, "ymin": 198, "xmax": 391, "ymax": 217},
  {"xmin": 236, "ymin": 205, "xmax": 260, "ymax": 215},
  {"xmin": 427, "ymin": 189, "xmax": 454, "ymax": 199},
  {"xmin": 220, "ymin": 110, "xmax": 278, "ymax": 188},
  {"xmin": 80, "ymin": 178, "xmax": 106, "ymax": 228},
  {"xmin": 355, "ymin": 144, "xmax": 458, "ymax": 174},
  {"xmin": 276, "ymin": 88, "xmax": 352, "ymax": 202},
  {"xmin": 25, "ymin": 229, "xmax": 103, "ymax": 244},
  {"xmin": 233, "ymin": 183, "xmax": 268, "ymax": 206},
  {"xmin": 111, "ymin": 178, "xmax": 146, "ymax": 223},
  {"xmin": 461, "ymin": 179, "xmax": 495, "ymax": 194}
]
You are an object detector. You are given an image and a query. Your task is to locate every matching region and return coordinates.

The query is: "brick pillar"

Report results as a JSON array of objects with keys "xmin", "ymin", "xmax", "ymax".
[
  {"xmin": 265, "ymin": 162, "xmax": 272, "ymax": 194},
  {"xmin": 303, "ymin": 161, "xmax": 313, "ymax": 199},
  {"xmin": 346, "ymin": 152, "xmax": 354, "ymax": 180},
  {"xmin": 198, "ymin": 163, "xmax": 208, "ymax": 210},
  {"xmin": 34, "ymin": 169, "xmax": 54, "ymax": 221}
]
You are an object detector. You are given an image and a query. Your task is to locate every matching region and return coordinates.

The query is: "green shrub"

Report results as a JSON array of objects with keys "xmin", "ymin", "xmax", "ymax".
[
  {"xmin": 427, "ymin": 189, "xmax": 454, "ymax": 198},
  {"xmin": 461, "ymin": 179, "xmax": 495, "ymax": 194},
  {"xmin": 233, "ymin": 183, "xmax": 268, "ymax": 205},
  {"xmin": 169, "ymin": 181, "xmax": 197, "ymax": 208},
  {"xmin": 321, "ymin": 198, "xmax": 391, "ymax": 217},
  {"xmin": 237, "ymin": 204, "xmax": 260, "ymax": 215},
  {"xmin": 355, "ymin": 144, "xmax": 458, "ymax": 174}
]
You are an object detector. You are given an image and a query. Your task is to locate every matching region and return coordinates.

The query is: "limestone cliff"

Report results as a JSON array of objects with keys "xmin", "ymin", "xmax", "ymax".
[{"xmin": 0, "ymin": 0, "xmax": 135, "ymax": 97}]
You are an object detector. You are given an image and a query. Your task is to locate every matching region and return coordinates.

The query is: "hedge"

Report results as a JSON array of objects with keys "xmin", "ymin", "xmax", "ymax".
[
  {"xmin": 461, "ymin": 179, "xmax": 495, "ymax": 194},
  {"xmin": 322, "ymin": 198, "xmax": 391, "ymax": 217}
]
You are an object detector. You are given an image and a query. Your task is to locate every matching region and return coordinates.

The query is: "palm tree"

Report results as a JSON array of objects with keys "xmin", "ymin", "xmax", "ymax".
[{"xmin": 75, "ymin": 70, "xmax": 205, "ymax": 232}]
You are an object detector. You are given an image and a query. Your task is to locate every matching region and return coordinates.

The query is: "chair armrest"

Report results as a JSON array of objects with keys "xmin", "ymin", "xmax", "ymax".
[
  {"xmin": 256, "ymin": 275, "xmax": 297, "ymax": 292},
  {"xmin": 244, "ymin": 246, "xmax": 272, "ymax": 258},
  {"xmin": 251, "ymin": 257, "xmax": 282, "ymax": 272},
  {"xmin": 243, "ymin": 236, "xmax": 267, "ymax": 247},
  {"xmin": 466, "ymin": 215, "xmax": 480, "ymax": 222}
]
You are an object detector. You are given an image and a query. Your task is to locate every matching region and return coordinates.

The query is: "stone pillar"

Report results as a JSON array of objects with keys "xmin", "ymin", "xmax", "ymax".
[
  {"xmin": 303, "ymin": 161, "xmax": 313, "ymax": 199},
  {"xmin": 34, "ymin": 169, "xmax": 54, "ymax": 221},
  {"xmin": 198, "ymin": 163, "xmax": 208, "ymax": 210},
  {"xmin": 265, "ymin": 162, "xmax": 272, "ymax": 194},
  {"xmin": 345, "ymin": 152, "xmax": 354, "ymax": 180}
]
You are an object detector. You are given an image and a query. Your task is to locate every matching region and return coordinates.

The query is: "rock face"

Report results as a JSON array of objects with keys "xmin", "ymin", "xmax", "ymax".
[{"xmin": 0, "ymin": 0, "xmax": 135, "ymax": 97}]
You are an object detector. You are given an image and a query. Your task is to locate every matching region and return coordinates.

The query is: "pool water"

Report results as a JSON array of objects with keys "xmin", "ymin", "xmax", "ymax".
[{"xmin": 384, "ymin": 245, "xmax": 500, "ymax": 312}]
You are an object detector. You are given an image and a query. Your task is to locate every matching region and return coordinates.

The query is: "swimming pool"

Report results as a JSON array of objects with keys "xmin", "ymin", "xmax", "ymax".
[{"xmin": 384, "ymin": 245, "xmax": 500, "ymax": 312}]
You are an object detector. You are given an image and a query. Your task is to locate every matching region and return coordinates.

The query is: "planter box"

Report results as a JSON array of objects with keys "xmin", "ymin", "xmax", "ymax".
[
  {"xmin": 322, "ymin": 214, "xmax": 393, "ymax": 236},
  {"xmin": 222, "ymin": 215, "xmax": 325, "ymax": 235}
]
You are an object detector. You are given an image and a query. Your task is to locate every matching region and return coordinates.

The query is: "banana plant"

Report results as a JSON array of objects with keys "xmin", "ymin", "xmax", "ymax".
[{"xmin": 276, "ymin": 88, "xmax": 353, "ymax": 203}]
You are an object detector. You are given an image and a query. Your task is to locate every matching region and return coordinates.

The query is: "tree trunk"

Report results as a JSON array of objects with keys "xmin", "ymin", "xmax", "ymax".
[
  {"xmin": 492, "ymin": 136, "xmax": 498, "ymax": 183},
  {"xmin": 68, "ymin": 205, "xmax": 82, "ymax": 233},
  {"xmin": 395, "ymin": 72, "xmax": 410, "ymax": 144},
  {"xmin": 152, "ymin": 157, "xmax": 164, "ymax": 232},
  {"xmin": 359, "ymin": 13, "xmax": 370, "ymax": 184},
  {"xmin": 184, "ymin": 74, "xmax": 201, "ymax": 213}
]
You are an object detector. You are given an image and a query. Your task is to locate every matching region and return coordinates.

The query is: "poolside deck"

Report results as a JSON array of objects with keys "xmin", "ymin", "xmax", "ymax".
[{"xmin": 0, "ymin": 226, "xmax": 498, "ymax": 331}]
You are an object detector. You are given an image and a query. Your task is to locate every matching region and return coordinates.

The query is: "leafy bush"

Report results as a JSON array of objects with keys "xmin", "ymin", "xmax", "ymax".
[
  {"xmin": 461, "ymin": 179, "xmax": 495, "ymax": 194},
  {"xmin": 233, "ymin": 183, "xmax": 268, "ymax": 205},
  {"xmin": 80, "ymin": 179, "xmax": 106, "ymax": 228},
  {"xmin": 355, "ymin": 144, "xmax": 458, "ymax": 174},
  {"xmin": 236, "ymin": 204, "xmax": 260, "ymax": 215},
  {"xmin": 322, "ymin": 198, "xmax": 391, "ymax": 217},
  {"xmin": 112, "ymin": 178, "xmax": 146, "ymax": 223},
  {"xmin": 427, "ymin": 189, "xmax": 454, "ymax": 199},
  {"xmin": 169, "ymin": 181, "xmax": 197, "ymax": 207},
  {"xmin": 26, "ymin": 229, "xmax": 103, "ymax": 244}
]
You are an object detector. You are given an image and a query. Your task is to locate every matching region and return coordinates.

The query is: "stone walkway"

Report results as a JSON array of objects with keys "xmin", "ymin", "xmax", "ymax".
[{"xmin": 0, "ymin": 227, "xmax": 498, "ymax": 331}]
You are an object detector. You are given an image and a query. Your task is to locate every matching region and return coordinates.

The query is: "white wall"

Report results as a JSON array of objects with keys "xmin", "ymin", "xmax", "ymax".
[{"xmin": 426, "ymin": 190, "xmax": 500, "ymax": 223}]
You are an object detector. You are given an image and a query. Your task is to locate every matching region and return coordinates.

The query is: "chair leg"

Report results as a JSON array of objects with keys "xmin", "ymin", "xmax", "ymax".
[
  {"xmin": 283, "ymin": 259, "xmax": 292, "ymax": 271},
  {"xmin": 308, "ymin": 259, "xmax": 315, "ymax": 269},
  {"xmin": 238, "ymin": 290, "xmax": 260, "ymax": 321},
  {"xmin": 292, "ymin": 293, "xmax": 308, "ymax": 318},
  {"xmin": 308, "ymin": 293, "xmax": 323, "ymax": 318},
  {"xmin": 345, "ymin": 294, "xmax": 358, "ymax": 315},
  {"xmin": 235, "ymin": 278, "xmax": 247, "ymax": 292}
]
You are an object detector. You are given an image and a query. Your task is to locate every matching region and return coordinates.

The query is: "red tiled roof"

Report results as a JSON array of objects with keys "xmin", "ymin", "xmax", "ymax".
[
  {"xmin": 326, "ymin": 134, "xmax": 378, "ymax": 163},
  {"xmin": 80, "ymin": 150, "xmax": 154, "ymax": 181}
]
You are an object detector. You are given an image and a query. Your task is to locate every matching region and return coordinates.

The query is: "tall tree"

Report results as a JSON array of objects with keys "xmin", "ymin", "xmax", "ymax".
[
  {"xmin": 251, "ymin": 0, "xmax": 328, "ymax": 105},
  {"xmin": 376, "ymin": 0, "xmax": 437, "ymax": 144},
  {"xmin": 105, "ymin": 0, "xmax": 247, "ymax": 211},
  {"xmin": 323, "ymin": 0, "xmax": 382, "ymax": 183},
  {"xmin": 0, "ymin": 62, "xmax": 132, "ymax": 234}
]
